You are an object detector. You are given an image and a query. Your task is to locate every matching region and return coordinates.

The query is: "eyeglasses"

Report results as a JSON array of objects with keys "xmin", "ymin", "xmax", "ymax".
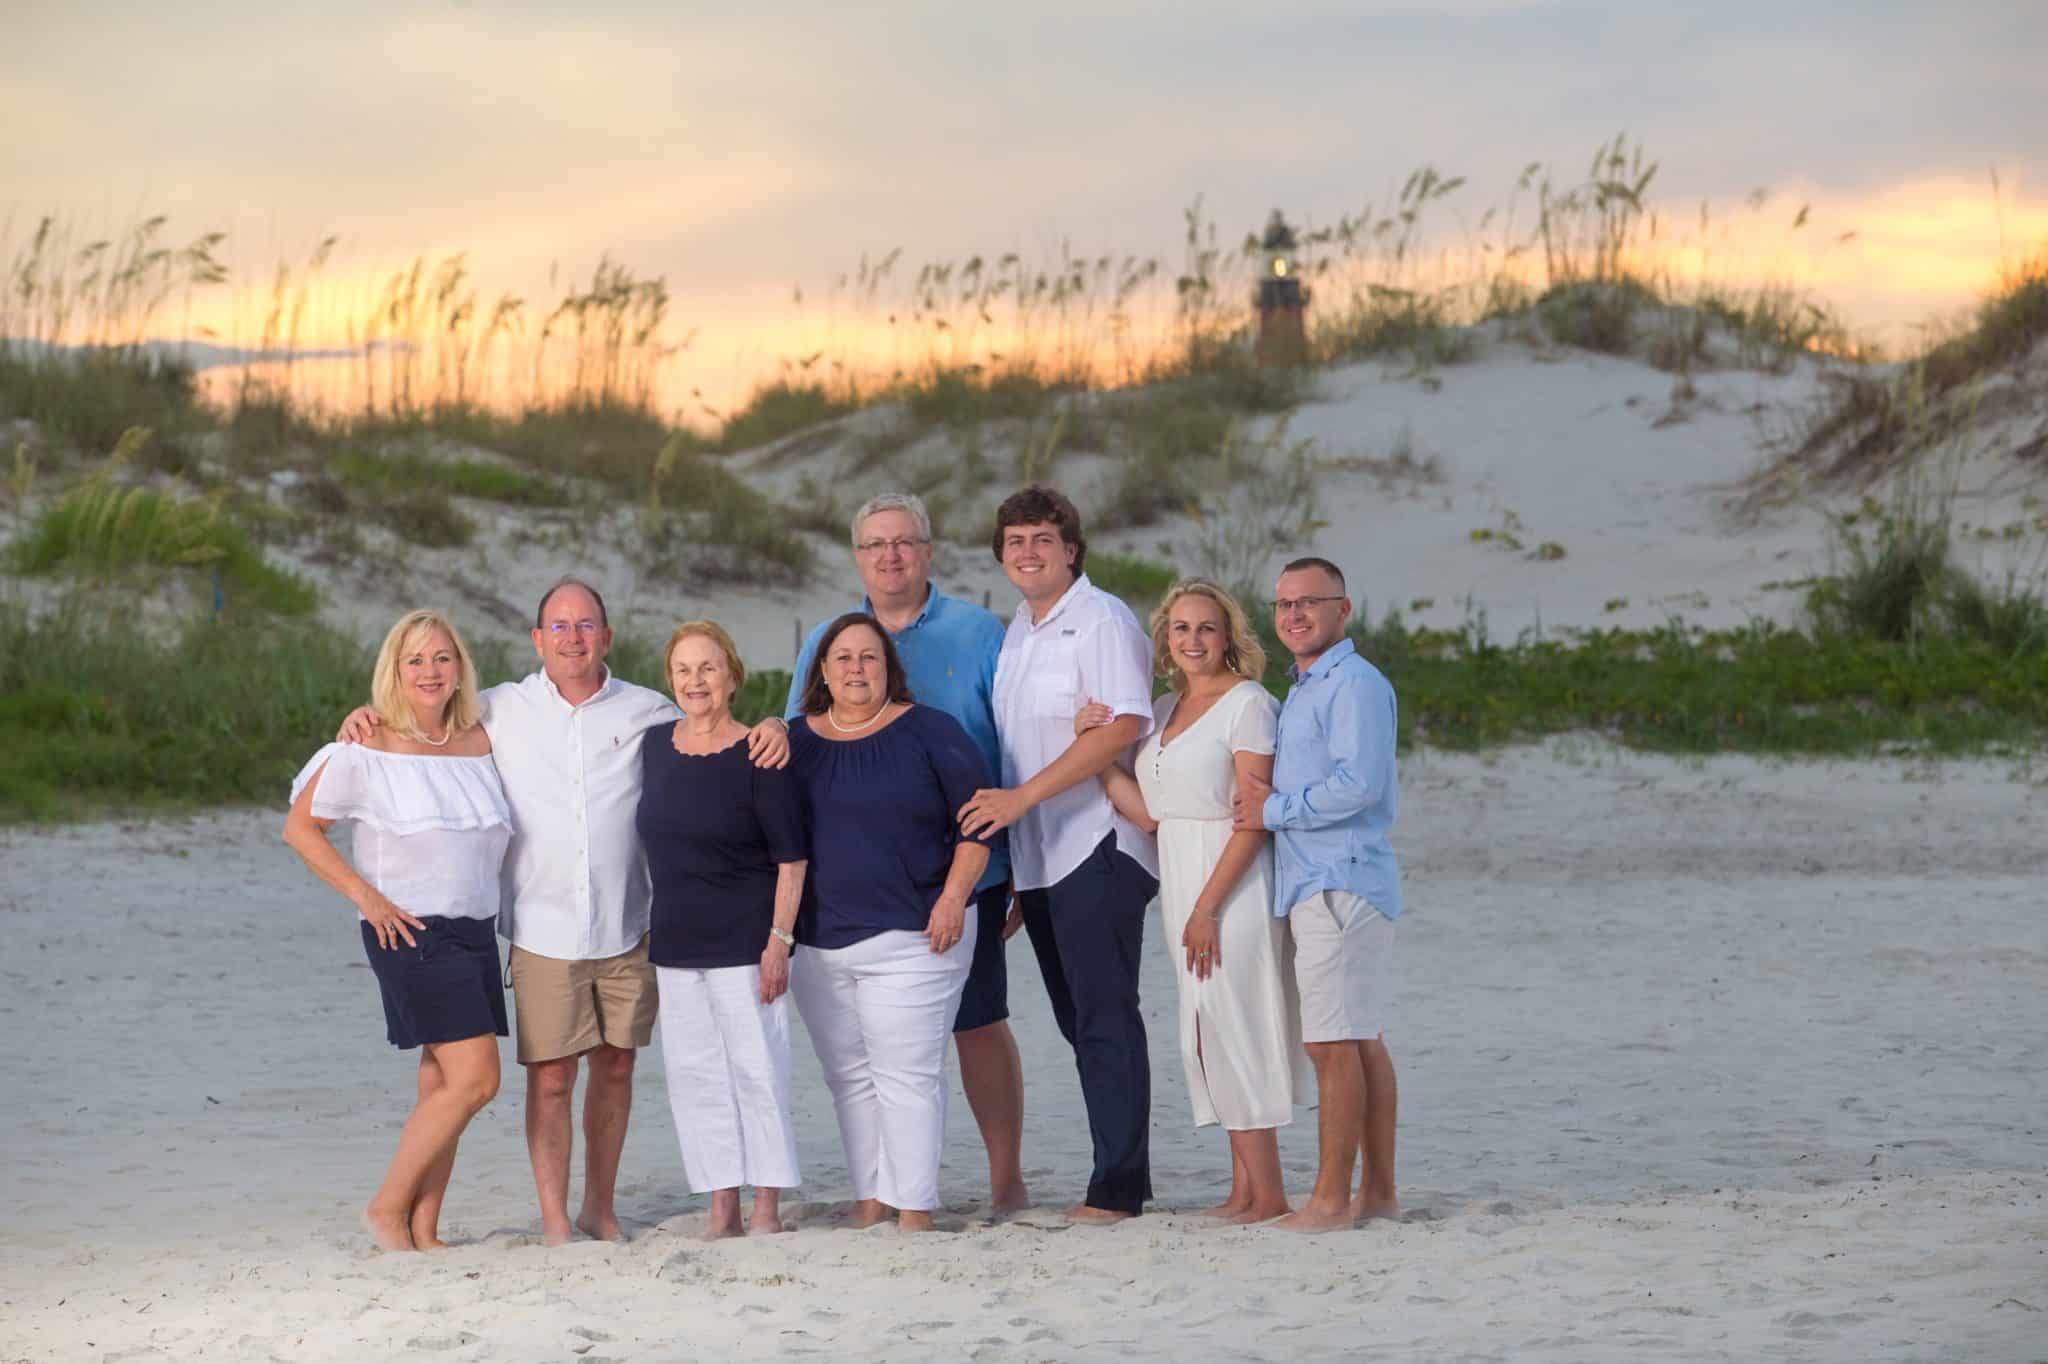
[
  {"xmin": 1271, "ymin": 595, "xmax": 1343, "ymax": 614},
  {"xmin": 855, "ymin": 536, "xmax": 930, "ymax": 556},
  {"xmin": 544, "ymin": 620, "xmax": 603, "ymax": 636}
]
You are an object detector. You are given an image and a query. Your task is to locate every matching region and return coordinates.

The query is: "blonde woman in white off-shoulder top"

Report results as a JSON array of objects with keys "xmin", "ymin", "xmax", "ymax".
[
  {"xmin": 284, "ymin": 609, "xmax": 513, "ymax": 1253},
  {"xmin": 1080, "ymin": 579, "xmax": 1309, "ymax": 1224}
]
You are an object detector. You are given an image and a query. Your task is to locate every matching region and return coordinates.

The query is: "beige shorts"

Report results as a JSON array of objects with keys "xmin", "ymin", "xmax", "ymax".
[
  {"xmin": 1289, "ymin": 891, "xmax": 1394, "ymax": 1043},
  {"xmin": 507, "ymin": 935, "xmax": 658, "ymax": 1064}
]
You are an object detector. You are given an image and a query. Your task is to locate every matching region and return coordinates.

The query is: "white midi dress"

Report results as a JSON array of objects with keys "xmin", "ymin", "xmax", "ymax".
[{"xmin": 1136, "ymin": 681, "xmax": 1309, "ymax": 1130}]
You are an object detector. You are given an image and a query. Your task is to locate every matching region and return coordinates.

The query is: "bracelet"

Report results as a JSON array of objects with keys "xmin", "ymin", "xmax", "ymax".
[{"xmin": 769, "ymin": 926, "xmax": 795, "ymax": 948}]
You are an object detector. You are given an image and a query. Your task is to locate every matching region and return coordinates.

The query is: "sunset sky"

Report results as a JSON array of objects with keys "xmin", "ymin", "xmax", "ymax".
[{"xmin": 5, "ymin": 1, "xmax": 2044, "ymax": 415}]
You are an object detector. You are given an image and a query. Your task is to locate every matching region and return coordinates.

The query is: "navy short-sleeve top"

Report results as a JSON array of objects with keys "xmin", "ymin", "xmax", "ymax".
[
  {"xmin": 636, "ymin": 728, "xmax": 807, "ymax": 970},
  {"xmin": 790, "ymin": 705, "xmax": 1001, "ymax": 950}
]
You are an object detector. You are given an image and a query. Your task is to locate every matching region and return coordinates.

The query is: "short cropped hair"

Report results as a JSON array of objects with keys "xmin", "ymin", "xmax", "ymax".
[
  {"xmin": 535, "ymin": 576, "xmax": 609, "ymax": 629},
  {"xmin": 1280, "ymin": 555, "xmax": 1346, "ymax": 593},
  {"xmin": 850, "ymin": 492, "xmax": 933, "ymax": 547},
  {"xmin": 370, "ymin": 609, "xmax": 483, "ymax": 740},
  {"xmin": 1151, "ymin": 577, "xmax": 1266, "ymax": 690},
  {"xmin": 797, "ymin": 612, "xmax": 915, "ymax": 716},
  {"xmin": 662, "ymin": 619, "xmax": 746, "ymax": 695},
  {"xmin": 991, "ymin": 484, "xmax": 1086, "ymax": 572}
]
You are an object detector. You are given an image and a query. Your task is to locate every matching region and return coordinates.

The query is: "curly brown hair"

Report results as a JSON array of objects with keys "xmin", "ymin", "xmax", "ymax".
[{"xmin": 990, "ymin": 483, "xmax": 1086, "ymax": 573}]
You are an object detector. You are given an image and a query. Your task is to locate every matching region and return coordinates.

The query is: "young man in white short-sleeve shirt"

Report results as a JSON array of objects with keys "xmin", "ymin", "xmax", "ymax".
[{"xmin": 959, "ymin": 485, "xmax": 1160, "ymax": 1222}]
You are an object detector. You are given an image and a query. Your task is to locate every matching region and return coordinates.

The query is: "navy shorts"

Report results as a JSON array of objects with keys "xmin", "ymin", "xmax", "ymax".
[
  {"xmin": 360, "ymin": 916, "xmax": 510, "ymax": 1050},
  {"xmin": 951, "ymin": 884, "xmax": 1013, "ymax": 1033}
]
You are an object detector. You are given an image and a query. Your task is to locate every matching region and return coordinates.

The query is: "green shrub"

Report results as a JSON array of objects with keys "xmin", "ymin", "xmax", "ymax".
[
  {"xmin": 718, "ymin": 380, "xmax": 853, "ymax": 453},
  {"xmin": 1088, "ymin": 552, "xmax": 1177, "ymax": 611},
  {"xmin": 642, "ymin": 434, "xmax": 814, "ymax": 583},
  {"xmin": 12, "ymin": 470, "xmax": 318, "ymax": 615}
]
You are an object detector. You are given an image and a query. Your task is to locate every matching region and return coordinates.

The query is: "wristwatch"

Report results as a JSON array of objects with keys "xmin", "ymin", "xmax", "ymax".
[{"xmin": 770, "ymin": 926, "xmax": 795, "ymax": 948}]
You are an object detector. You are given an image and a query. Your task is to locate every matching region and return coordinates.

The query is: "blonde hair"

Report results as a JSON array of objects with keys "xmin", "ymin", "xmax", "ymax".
[
  {"xmin": 663, "ymin": 619, "xmax": 747, "ymax": 698},
  {"xmin": 1150, "ymin": 577, "xmax": 1266, "ymax": 691},
  {"xmin": 371, "ymin": 609, "xmax": 483, "ymax": 739}
]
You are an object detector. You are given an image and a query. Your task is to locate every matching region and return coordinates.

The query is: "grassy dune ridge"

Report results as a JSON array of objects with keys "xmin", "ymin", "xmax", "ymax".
[{"xmin": 4, "ymin": 141, "xmax": 2048, "ymax": 821}]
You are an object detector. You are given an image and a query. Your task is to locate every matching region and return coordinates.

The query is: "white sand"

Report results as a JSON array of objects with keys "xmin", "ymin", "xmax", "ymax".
[{"xmin": 4, "ymin": 744, "xmax": 2044, "ymax": 1362}]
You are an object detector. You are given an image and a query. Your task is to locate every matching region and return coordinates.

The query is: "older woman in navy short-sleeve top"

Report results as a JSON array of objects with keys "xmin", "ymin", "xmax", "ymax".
[
  {"xmin": 787, "ymin": 612, "xmax": 997, "ymax": 1232},
  {"xmin": 636, "ymin": 620, "xmax": 809, "ymax": 1241}
]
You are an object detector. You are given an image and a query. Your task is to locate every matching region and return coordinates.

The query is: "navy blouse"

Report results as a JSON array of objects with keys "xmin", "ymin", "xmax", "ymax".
[
  {"xmin": 636, "ymin": 730, "xmax": 807, "ymax": 970},
  {"xmin": 790, "ymin": 705, "xmax": 1000, "ymax": 949}
]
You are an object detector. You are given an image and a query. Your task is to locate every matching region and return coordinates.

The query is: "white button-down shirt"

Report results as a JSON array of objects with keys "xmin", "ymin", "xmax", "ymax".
[
  {"xmin": 482, "ymin": 669, "xmax": 679, "ymax": 960},
  {"xmin": 992, "ymin": 573, "xmax": 1159, "ymax": 890}
]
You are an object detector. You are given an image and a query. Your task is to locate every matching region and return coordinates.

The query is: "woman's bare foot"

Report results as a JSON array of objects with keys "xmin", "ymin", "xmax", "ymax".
[
  {"xmin": 747, "ymin": 1191, "xmax": 788, "ymax": 1235},
  {"xmin": 539, "ymin": 1212, "xmax": 575, "ymax": 1248},
  {"xmin": 847, "ymin": 1198, "xmax": 891, "ymax": 1229},
  {"xmin": 1274, "ymin": 1199, "xmax": 1355, "ymax": 1234},
  {"xmin": 1197, "ymin": 1193, "xmax": 1252, "ymax": 1219},
  {"xmin": 1350, "ymin": 1195, "xmax": 1401, "ymax": 1222},
  {"xmin": 897, "ymin": 1210, "xmax": 936, "ymax": 1233},
  {"xmin": 1226, "ymin": 1199, "xmax": 1291, "ymax": 1225},
  {"xmin": 363, "ymin": 1204, "xmax": 415, "ymax": 1253},
  {"xmin": 1065, "ymin": 1202, "xmax": 1133, "ymax": 1224},
  {"xmin": 701, "ymin": 1190, "xmax": 744, "ymax": 1242},
  {"xmin": 574, "ymin": 1210, "xmax": 625, "ymax": 1243}
]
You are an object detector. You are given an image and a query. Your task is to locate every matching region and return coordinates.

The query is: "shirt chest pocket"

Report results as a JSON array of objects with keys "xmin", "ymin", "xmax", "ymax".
[{"xmin": 1025, "ymin": 636, "xmax": 1083, "ymax": 719}]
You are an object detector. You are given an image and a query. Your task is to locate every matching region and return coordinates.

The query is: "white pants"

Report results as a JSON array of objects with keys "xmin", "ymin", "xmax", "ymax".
[
  {"xmin": 1290, "ymin": 891, "xmax": 1395, "ymax": 1043},
  {"xmin": 655, "ymin": 963, "xmax": 801, "ymax": 1192},
  {"xmin": 788, "ymin": 920, "xmax": 976, "ymax": 1212}
]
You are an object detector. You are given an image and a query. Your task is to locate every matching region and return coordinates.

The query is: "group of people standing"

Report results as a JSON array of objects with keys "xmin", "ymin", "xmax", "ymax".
[{"xmin": 282, "ymin": 482, "xmax": 1403, "ymax": 1250}]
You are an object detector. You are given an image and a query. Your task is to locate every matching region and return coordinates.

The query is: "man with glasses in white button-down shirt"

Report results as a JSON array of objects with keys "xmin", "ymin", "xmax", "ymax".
[{"xmin": 343, "ymin": 577, "xmax": 789, "ymax": 1245}]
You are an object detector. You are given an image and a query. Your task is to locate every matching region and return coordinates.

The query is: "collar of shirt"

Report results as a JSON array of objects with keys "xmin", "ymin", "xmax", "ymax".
[
  {"xmin": 863, "ymin": 583, "xmax": 939, "ymax": 634},
  {"xmin": 1014, "ymin": 571, "xmax": 1092, "ymax": 632},
  {"xmin": 538, "ymin": 666, "xmax": 620, "ymax": 709},
  {"xmin": 1287, "ymin": 636, "xmax": 1358, "ymax": 685}
]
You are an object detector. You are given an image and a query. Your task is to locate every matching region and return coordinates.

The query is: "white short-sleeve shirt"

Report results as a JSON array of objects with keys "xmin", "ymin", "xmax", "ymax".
[
  {"xmin": 992, "ymin": 573, "xmax": 1159, "ymax": 890},
  {"xmin": 482, "ymin": 669, "xmax": 679, "ymax": 960}
]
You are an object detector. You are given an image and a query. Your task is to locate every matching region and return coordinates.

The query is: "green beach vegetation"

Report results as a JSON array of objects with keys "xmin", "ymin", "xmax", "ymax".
[{"xmin": 4, "ymin": 141, "xmax": 2047, "ymax": 822}]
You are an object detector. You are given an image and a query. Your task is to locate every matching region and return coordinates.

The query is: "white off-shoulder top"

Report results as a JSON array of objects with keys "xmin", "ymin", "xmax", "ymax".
[{"xmin": 291, "ymin": 743, "xmax": 514, "ymax": 923}]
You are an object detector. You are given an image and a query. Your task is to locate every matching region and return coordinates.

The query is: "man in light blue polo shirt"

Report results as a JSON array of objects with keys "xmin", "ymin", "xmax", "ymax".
[
  {"xmin": 1235, "ymin": 554, "xmax": 1403, "ymax": 1232},
  {"xmin": 785, "ymin": 492, "xmax": 1028, "ymax": 1215}
]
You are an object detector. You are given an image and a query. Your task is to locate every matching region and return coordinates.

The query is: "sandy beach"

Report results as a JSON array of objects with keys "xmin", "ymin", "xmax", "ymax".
[{"xmin": 3, "ymin": 742, "xmax": 2043, "ymax": 1362}]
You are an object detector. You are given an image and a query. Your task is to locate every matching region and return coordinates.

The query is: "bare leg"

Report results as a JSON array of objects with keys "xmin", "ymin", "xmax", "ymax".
[
  {"xmin": 367, "ymin": 1036, "xmax": 500, "ymax": 1252},
  {"xmin": 408, "ymin": 1050, "xmax": 457, "ymax": 1249},
  {"xmin": 1223, "ymin": 1128, "xmax": 1290, "ymax": 1223},
  {"xmin": 954, "ymin": 1021, "xmax": 1028, "ymax": 1213},
  {"xmin": 897, "ymin": 1208, "xmax": 935, "ymax": 1233},
  {"xmin": 747, "ymin": 1188, "xmax": 787, "ymax": 1235},
  {"xmin": 1190, "ymin": 1023, "xmax": 1250, "ymax": 1219},
  {"xmin": 575, "ymin": 1044, "xmax": 636, "ymax": 1241},
  {"xmin": 524, "ymin": 1055, "xmax": 579, "ymax": 1246},
  {"xmin": 1276, "ymin": 1041, "xmax": 1363, "ymax": 1233},
  {"xmin": 1350, "ymin": 1038, "xmax": 1399, "ymax": 1221},
  {"xmin": 702, "ymin": 1188, "xmax": 743, "ymax": 1241}
]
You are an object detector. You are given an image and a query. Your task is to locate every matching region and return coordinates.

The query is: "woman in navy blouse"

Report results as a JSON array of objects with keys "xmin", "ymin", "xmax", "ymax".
[
  {"xmin": 787, "ymin": 612, "xmax": 997, "ymax": 1232},
  {"xmin": 637, "ymin": 620, "xmax": 808, "ymax": 1240}
]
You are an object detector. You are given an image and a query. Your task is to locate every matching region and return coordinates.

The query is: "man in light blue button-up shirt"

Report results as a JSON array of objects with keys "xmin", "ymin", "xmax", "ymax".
[{"xmin": 1235, "ymin": 555, "xmax": 1403, "ymax": 1231}]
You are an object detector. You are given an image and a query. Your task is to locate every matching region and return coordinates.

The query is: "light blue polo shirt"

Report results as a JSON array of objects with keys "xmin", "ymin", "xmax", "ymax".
[
  {"xmin": 1262, "ymin": 637, "xmax": 1403, "ymax": 919},
  {"xmin": 785, "ymin": 584, "xmax": 1010, "ymax": 892}
]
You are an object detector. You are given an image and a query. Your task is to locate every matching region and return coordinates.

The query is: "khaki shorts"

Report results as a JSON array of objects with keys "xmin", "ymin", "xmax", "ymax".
[
  {"xmin": 1289, "ymin": 891, "xmax": 1394, "ymax": 1043},
  {"xmin": 507, "ymin": 935, "xmax": 658, "ymax": 1064}
]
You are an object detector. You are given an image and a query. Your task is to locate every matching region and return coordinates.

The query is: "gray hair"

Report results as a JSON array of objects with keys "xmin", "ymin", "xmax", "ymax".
[{"xmin": 849, "ymin": 492, "xmax": 933, "ymax": 548}]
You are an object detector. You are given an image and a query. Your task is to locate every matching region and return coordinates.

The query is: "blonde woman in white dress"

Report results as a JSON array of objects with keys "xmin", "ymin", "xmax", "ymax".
[
  {"xmin": 284, "ymin": 609, "xmax": 512, "ymax": 1253},
  {"xmin": 1078, "ymin": 578, "xmax": 1307, "ymax": 1223}
]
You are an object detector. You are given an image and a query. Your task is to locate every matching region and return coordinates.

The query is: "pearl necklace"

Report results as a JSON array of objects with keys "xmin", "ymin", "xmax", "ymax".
[
  {"xmin": 414, "ymin": 727, "xmax": 453, "ymax": 747},
  {"xmin": 826, "ymin": 702, "xmax": 888, "ymax": 734}
]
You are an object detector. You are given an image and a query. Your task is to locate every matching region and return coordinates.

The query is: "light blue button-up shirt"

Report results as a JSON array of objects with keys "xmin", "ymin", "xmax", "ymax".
[
  {"xmin": 785, "ymin": 583, "xmax": 1010, "ymax": 892},
  {"xmin": 1262, "ymin": 638, "xmax": 1402, "ymax": 920}
]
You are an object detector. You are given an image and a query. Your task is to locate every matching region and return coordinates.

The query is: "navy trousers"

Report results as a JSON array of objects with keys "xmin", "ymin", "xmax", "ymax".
[{"xmin": 1018, "ymin": 833, "xmax": 1158, "ymax": 1214}]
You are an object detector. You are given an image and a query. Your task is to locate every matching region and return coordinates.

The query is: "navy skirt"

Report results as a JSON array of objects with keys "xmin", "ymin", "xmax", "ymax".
[{"xmin": 360, "ymin": 915, "xmax": 509, "ymax": 1050}]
